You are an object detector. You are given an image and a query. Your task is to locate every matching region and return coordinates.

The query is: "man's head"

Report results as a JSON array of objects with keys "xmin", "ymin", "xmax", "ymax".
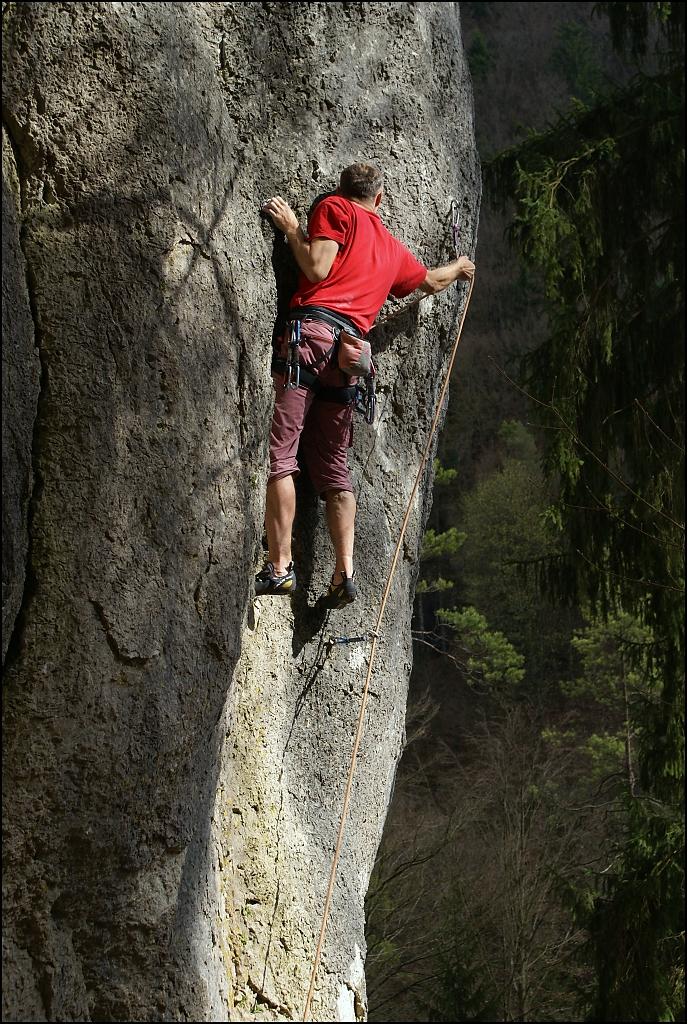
[{"xmin": 338, "ymin": 162, "xmax": 383, "ymax": 209}]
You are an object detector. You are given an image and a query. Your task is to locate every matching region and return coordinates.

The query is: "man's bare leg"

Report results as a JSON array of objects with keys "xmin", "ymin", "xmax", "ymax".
[
  {"xmin": 325, "ymin": 489, "xmax": 356, "ymax": 584},
  {"xmin": 265, "ymin": 475, "xmax": 296, "ymax": 575}
]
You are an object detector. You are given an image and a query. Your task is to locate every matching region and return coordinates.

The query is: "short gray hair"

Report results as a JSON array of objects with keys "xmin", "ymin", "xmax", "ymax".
[{"xmin": 339, "ymin": 162, "xmax": 384, "ymax": 199}]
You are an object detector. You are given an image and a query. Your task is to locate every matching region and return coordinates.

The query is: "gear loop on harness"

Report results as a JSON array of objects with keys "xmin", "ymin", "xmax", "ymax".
[{"xmin": 273, "ymin": 304, "xmax": 376, "ymax": 419}]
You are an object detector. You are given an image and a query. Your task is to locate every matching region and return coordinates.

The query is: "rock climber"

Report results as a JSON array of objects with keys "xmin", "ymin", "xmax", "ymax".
[{"xmin": 257, "ymin": 161, "xmax": 475, "ymax": 606}]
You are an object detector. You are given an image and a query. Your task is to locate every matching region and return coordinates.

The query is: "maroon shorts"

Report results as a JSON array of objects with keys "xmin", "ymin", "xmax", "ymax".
[{"xmin": 269, "ymin": 318, "xmax": 355, "ymax": 497}]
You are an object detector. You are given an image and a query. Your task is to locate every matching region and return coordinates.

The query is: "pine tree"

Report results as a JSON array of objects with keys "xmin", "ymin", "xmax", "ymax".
[
  {"xmin": 467, "ymin": 29, "xmax": 496, "ymax": 83},
  {"xmin": 484, "ymin": 4, "xmax": 684, "ymax": 1019},
  {"xmin": 549, "ymin": 19, "xmax": 601, "ymax": 102}
]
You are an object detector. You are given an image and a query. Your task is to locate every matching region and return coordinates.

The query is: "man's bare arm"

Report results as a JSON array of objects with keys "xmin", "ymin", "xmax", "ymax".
[
  {"xmin": 261, "ymin": 196, "xmax": 338, "ymax": 283},
  {"xmin": 419, "ymin": 256, "xmax": 475, "ymax": 295}
]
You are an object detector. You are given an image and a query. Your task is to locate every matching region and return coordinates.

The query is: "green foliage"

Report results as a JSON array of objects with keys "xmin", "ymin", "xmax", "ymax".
[
  {"xmin": 541, "ymin": 613, "xmax": 652, "ymax": 788},
  {"xmin": 437, "ymin": 605, "xmax": 525, "ymax": 688},
  {"xmin": 563, "ymin": 611, "xmax": 656, "ymax": 707},
  {"xmin": 550, "ymin": 20, "xmax": 601, "ymax": 102},
  {"xmin": 433, "ymin": 458, "xmax": 458, "ymax": 487},
  {"xmin": 575, "ymin": 804, "xmax": 685, "ymax": 1022},
  {"xmin": 460, "ymin": 459, "xmax": 554, "ymax": 596},
  {"xmin": 416, "ymin": 576, "xmax": 454, "ymax": 595},
  {"xmin": 484, "ymin": 4, "xmax": 684, "ymax": 1018},
  {"xmin": 498, "ymin": 418, "xmax": 538, "ymax": 466},
  {"xmin": 556, "ymin": 610, "xmax": 684, "ymax": 1020},
  {"xmin": 578, "ymin": 731, "xmax": 626, "ymax": 784},
  {"xmin": 419, "ymin": 423, "xmax": 572, "ymax": 699},
  {"xmin": 373, "ymin": 6, "xmax": 684, "ymax": 1022},
  {"xmin": 467, "ymin": 29, "xmax": 496, "ymax": 83},
  {"xmin": 418, "ymin": 421, "xmax": 572, "ymax": 699},
  {"xmin": 421, "ymin": 527, "xmax": 467, "ymax": 561},
  {"xmin": 484, "ymin": 6, "xmax": 684, "ymax": 797},
  {"xmin": 457, "ymin": 452, "xmax": 570, "ymax": 693},
  {"xmin": 594, "ymin": 1, "xmax": 686, "ymax": 62},
  {"xmin": 419, "ymin": 526, "xmax": 465, "ymax": 595}
]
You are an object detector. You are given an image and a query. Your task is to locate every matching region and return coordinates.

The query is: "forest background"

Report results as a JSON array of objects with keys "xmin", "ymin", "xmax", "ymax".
[{"xmin": 364, "ymin": 3, "xmax": 684, "ymax": 1022}]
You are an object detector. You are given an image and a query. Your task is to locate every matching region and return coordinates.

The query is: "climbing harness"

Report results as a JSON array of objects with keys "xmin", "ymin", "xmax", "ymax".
[
  {"xmin": 272, "ymin": 304, "xmax": 377, "ymax": 423},
  {"xmin": 302, "ymin": 270, "xmax": 475, "ymax": 1022},
  {"xmin": 279, "ymin": 201, "xmax": 464, "ymax": 421}
]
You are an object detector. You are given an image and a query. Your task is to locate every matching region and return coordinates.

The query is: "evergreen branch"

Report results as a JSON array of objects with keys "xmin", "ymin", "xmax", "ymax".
[
  {"xmin": 489, "ymin": 358, "xmax": 685, "ymax": 532},
  {"xmin": 579, "ymin": 217, "xmax": 680, "ymax": 326},
  {"xmin": 619, "ymin": 283, "xmax": 674, "ymax": 336},
  {"xmin": 532, "ymin": 475, "xmax": 687, "ymax": 548},
  {"xmin": 575, "ymin": 549, "xmax": 685, "ymax": 593},
  {"xmin": 635, "ymin": 398, "xmax": 686, "ymax": 454}
]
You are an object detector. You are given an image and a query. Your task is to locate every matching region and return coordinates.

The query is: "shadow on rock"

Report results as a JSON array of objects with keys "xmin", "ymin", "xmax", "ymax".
[{"xmin": 290, "ymin": 588, "xmax": 331, "ymax": 657}]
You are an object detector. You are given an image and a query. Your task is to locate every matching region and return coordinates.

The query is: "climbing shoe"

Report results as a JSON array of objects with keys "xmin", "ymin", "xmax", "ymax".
[
  {"xmin": 326, "ymin": 570, "xmax": 357, "ymax": 607},
  {"xmin": 254, "ymin": 561, "xmax": 297, "ymax": 595}
]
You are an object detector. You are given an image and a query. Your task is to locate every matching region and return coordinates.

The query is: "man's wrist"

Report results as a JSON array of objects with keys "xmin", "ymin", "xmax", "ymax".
[{"xmin": 284, "ymin": 223, "xmax": 303, "ymax": 243}]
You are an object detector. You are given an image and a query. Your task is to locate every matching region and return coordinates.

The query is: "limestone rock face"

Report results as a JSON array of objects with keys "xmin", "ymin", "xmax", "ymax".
[
  {"xmin": 2, "ymin": 125, "xmax": 41, "ymax": 665},
  {"xmin": 2, "ymin": 3, "xmax": 479, "ymax": 1021}
]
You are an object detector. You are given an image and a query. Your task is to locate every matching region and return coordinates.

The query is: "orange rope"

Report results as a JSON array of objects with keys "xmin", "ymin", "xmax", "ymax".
[{"xmin": 302, "ymin": 275, "xmax": 475, "ymax": 1021}]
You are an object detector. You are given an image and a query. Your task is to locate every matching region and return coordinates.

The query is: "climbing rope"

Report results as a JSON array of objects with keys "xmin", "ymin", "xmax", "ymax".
[{"xmin": 302, "ymin": 273, "xmax": 475, "ymax": 1022}]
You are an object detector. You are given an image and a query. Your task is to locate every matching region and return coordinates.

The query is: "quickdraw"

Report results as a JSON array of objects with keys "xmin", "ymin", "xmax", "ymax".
[
  {"xmin": 354, "ymin": 361, "xmax": 376, "ymax": 425},
  {"xmin": 284, "ymin": 319, "xmax": 301, "ymax": 390},
  {"xmin": 327, "ymin": 629, "xmax": 379, "ymax": 647},
  {"xmin": 451, "ymin": 199, "xmax": 461, "ymax": 255}
]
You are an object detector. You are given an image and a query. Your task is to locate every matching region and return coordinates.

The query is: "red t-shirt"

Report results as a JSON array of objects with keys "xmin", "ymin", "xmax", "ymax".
[{"xmin": 290, "ymin": 196, "xmax": 427, "ymax": 334}]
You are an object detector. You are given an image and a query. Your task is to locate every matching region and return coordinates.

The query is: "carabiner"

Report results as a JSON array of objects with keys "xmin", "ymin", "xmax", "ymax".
[
  {"xmin": 284, "ymin": 320, "xmax": 301, "ymax": 390},
  {"xmin": 451, "ymin": 200, "xmax": 460, "ymax": 255},
  {"xmin": 365, "ymin": 391, "xmax": 376, "ymax": 425},
  {"xmin": 365, "ymin": 361, "xmax": 376, "ymax": 425}
]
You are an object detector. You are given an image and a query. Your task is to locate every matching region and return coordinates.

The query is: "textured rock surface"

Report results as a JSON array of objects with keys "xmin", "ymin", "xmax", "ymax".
[
  {"xmin": 2, "ymin": 126, "xmax": 41, "ymax": 664},
  {"xmin": 2, "ymin": 3, "xmax": 479, "ymax": 1021}
]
